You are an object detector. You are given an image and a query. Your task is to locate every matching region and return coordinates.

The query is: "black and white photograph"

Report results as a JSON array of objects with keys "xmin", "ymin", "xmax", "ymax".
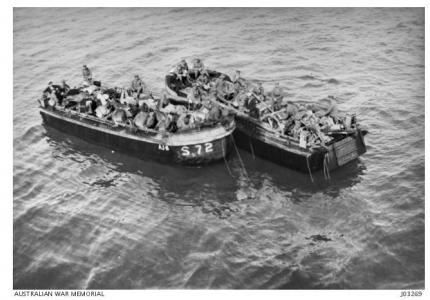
[{"xmin": 10, "ymin": 1, "xmax": 426, "ymax": 296}]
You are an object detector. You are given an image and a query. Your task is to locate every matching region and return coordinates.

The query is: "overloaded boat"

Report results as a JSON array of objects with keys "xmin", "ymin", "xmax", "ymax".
[
  {"xmin": 38, "ymin": 81, "xmax": 235, "ymax": 165},
  {"xmin": 165, "ymin": 67, "xmax": 368, "ymax": 176}
]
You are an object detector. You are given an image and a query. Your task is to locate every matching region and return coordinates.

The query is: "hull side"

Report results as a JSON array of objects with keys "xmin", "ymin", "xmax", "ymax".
[
  {"xmin": 233, "ymin": 128, "xmax": 320, "ymax": 172},
  {"xmin": 234, "ymin": 116, "xmax": 367, "ymax": 173},
  {"xmin": 40, "ymin": 110, "xmax": 232, "ymax": 165}
]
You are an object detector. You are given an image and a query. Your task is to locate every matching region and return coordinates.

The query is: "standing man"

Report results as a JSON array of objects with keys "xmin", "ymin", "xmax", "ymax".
[
  {"xmin": 131, "ymin": 75, "xmax": 148, "ymax": 98},
  {"xmin": 271, "ymin": 82, "xmax": 283, "ymax": 110},
  {"xmin": 82, "ymin": 65, "xmax": 92, "ymax": 84},
  {"xmin": 191, "ymin": 58, "xmax": 206, "ymax": 78},
  {"xmin": 271, "ymin": 82, "xmax": 283, "ymax": 100},
  {"xmin": 232, "ymin": 70, "xmax": 246, "ymax": 92}
]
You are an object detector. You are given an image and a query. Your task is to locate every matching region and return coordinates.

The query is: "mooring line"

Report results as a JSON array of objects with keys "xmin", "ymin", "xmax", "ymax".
[
  {"xmin": 306, "ymin": 154, "xmax": 314, "ymax": 183},
  {"xmin": 249, "ymin": 137, "xmax": 255, "ymax": 160},
  {"xmin": 221, "ymin": 137, "xmax": 234, "ymax": 178},
  {"xmin": 231, "ymin": 135, "xmax": 251, "ymax": 184}
]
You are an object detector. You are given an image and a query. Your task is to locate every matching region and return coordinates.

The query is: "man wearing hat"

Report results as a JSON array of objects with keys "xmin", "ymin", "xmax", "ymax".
[{"xmin": 82, "ymin": 65, "xmax": 92, "ymax": 83}]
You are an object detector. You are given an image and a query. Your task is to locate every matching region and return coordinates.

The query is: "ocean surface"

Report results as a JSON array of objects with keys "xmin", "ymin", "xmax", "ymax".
[{"xmin": 13, "ymin": 8, "xmax": 424, "ymax": 289}]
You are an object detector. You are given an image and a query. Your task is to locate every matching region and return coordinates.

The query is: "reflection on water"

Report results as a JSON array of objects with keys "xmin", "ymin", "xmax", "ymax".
[{"xmin": 43, "ymin": 125, "xmax": 365, "ymax": 211}]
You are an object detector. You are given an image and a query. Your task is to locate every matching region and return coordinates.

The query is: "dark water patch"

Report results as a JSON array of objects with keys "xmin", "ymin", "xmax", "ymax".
[
  {"xmin": 298, "ymin": 74, "xmax": 318, "ymax": 80},
  {"xmin": 303, "ymin": 83, "xmax": 324, "ymax": 88},
  {"xmin": 324, "ymin": 78, "xmax": 340, "ymax": 85},
  {"xmin": 306, "ymin": 234, "xmax": 332, "ymax": 243},
  {"xmin": 159, "ymin": 46, "xmax": 180, "ymax": 53},
  {"xmin": 29, "ymin": 48, "xmax": 51, "ymax": 58},
  {"xmin": 83, "ymin": 171, "xmax": 129, "ymax": 188},
  {"xmin": 308, "ymin": 46, "xmax": 332, "ymax": 51}
]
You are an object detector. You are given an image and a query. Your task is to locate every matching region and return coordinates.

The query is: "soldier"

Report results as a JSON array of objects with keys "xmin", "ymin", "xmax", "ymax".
[
  {"xmin": 232, "ymin": 70, "xmax": 246, "ymax": 91},
  {"xmin": 60, "ymin": 80, "xmax": 70, "ymax": 93},
  {"xmin": 191, "ymin": 58, "xmax": 206, "ymax": 78},
  {"xmin": 271, "ymin": 82, "xmax": 283, "ymax": 102},
  {"xmin": 256, "ymin": 82, "xmax": 265, "ymax": 96},
  {"xmin": 43, "ymin": 81, "xmax": 54, "ymax": 94},
  {"xmin": 82, "ymin": 65, "xmax": 92, "ymax": 83},
  {"xmin": 131, "ymin": 75, "xmax": 148, "ymax": 98}
]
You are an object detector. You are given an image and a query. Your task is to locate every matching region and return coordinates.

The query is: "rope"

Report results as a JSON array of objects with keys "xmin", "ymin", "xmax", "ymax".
[
  {"xmin": 323, "ymin": 155, "xmax": 328, "ymax": 180},
  {"xmin": 324, "ymin": 152, "xmax": 331, "ymax": 181},
  {"xmin": 249, "ymin": 137, "xmax": 255, "ymax": 160},
  {"xmin": 221, "ymin": 137, "xmax": 234, "ymax": 178},
  {"xmin": 231, "ymin": 135, "xmax": 248, "ymax": 178},
  {"xmin": 306, "ymin": 154, "xmax": 314, "ymax": 183}
]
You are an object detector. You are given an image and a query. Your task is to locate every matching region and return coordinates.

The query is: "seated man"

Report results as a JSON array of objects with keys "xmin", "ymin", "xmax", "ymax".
[
  {"xmin": 83, "ymin": 91, "xmax": 97, "ymax": 114},
  {"xmin": 178, "ymin": 59, "xmax": 189, "ymax": 75},
  {"xmin": 59, "ymin": 80, "xmax": 70, "ymax": 94},
  {"xmin": 245, "ymin": 94, "xmax": 260, "ymax": 119},
  {"xmin": 251, "ymin": 82, "xmax": 265, "ymax": 102},
  {"xmin": 82, "ymin": 65, "xmax": 92, "ymax": 83},
  {"xmin": 120, "ymin": 89, "xmax": 137, "ymax": 106},
  {"xmin": 60, "ymin": 79, "xmax": 70, "ymax": 92},
  {"xmin": 176, "ymin": 114, "xmax": 193, "ymax": 131},
  {"xmin": 47, "ymin": 89, "xmax": 59, "ymax": 108},
  {"xmin": 196, "ymin": 73, "xmax": 211, "ymax": 91},
  {"xmin": 145, "ymin": 110, "xmax": 157, "ymax": 129},
  {"xmin": 44, "ymin": 81, "xmax": 54, "ymax": 94},
  {"xmin": 169, "ymin": 60, "xmax": 189, "ymax": 84},
  {"xmin": 190, "ymin": 58, "xmax": 206, "ymax": 78},
  {"xmin": 133, "ymin": 103, "xmax": 150, "ymax": 130},
  {"xmin": 54, "ymin": 80, "xmax": 70, "ymax": 106},
  {"xmin": 95, "ymin": 95, "xmax": 111, "ymax": 119},
  {"xmin": 214, "ymin": 74, "xmax": 226, "ymax": 97},
  {"xmin": 187, "ymin": 87, "xmax": 202, "ymax": 104}
]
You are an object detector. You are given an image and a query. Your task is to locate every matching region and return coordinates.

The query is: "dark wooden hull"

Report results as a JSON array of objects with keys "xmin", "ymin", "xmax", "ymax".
[
  {"xmin": 233, "ymin": 115, "xmax": 367, "ymax": 173},
  {"xmin": 40, "ymin": 108, "xmax": 234, "ymax": 165}
]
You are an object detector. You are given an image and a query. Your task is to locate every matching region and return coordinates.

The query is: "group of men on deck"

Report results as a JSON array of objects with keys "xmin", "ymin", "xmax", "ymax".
[
  {"xmin": 39, "ymin": 60, "xmax": 347, "ymax": 146},
  {"xmin": 167, "ymin": 58, "xmax": 286, "ymax": 122},
  {"xmin": 167, "ymin": 58, "xmax": 345, "ymax": 147},
  {"xmin": 40, "ymin": 63, "xmax": 228, "ymax": 133}
]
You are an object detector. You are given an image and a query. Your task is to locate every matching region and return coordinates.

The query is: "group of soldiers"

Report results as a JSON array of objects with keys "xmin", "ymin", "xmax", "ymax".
[
  {"xmin": 40, "ymin": 64, "xmax": 228, "ymax": 133},
  {"xmin": 225, "ymin": 76, "xmax": 348, "ymax": 147},
  {"xmin": 167, "ymin": 59, "xmax": 347, "ymax": 147},
  {"xmin": 40, "ymin": 61, "xmax": 350, "ymax": 145}
]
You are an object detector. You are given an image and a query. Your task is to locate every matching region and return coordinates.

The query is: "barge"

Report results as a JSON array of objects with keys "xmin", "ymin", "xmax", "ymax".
[
  {"xmin": 165, "ymin": 69, "xmax": 368, "ymax": 174},
  {"xmin": 39, "ymin": 104, "xmax": 235, "ymax": 165}
]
